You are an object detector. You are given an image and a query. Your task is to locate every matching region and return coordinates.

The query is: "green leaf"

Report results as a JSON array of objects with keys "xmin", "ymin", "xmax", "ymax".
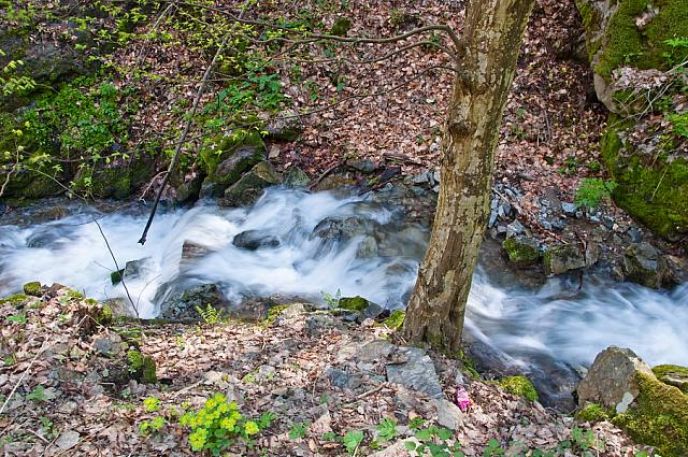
[{"xmin": 376, "ymin": 418, "xmax": 398, "ymax": 442}]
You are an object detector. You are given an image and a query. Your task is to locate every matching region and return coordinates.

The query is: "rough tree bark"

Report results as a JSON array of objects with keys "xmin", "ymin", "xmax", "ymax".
[{"xmin": 403, "ymin": 0, "xmax": 534, "ymax": 353}]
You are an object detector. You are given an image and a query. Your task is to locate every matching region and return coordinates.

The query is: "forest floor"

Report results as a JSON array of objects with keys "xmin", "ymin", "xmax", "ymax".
[{"xmin": 0, "ymin": 288, "xmax": 646, "ymax": 456}]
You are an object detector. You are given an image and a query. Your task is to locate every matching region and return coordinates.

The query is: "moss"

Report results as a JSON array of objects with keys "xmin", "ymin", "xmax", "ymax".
[
  {"xmin": 576, "ymin": 403, "xmax": 612, "ymax": 422},
  {"xmin": 614, "ymin": 372, "xmax": 688, "ymax": 457},
  {"xmin": 498, "ymin": 375, "xmax": 539, "ymax": 402},
  {"xmin": 96, "ymin": 303, "xmax": 114, "ymax": 326},
  {"xmin": 110, "ymin": 269, "xmax": 124, "ymax": 285},
  {"xmin": 594, "ymin": 0, "xmax": 688, "ymax": 79},
  {"xmin": 383, "ymin": 310, "xmax": 405, "ymax": 330},
  {"xmin": 0, "ymin": 294, "xmax": 29, "ymax": 306},
  {"xmin": 602, "ymin": 118, "xmax": 688, "ymax": 239},
  {"xmin": 262, "ymin": 304, "xmax": 289, "ymax": 327},
  {"xmin": 502, "ymin": 237, "xmax": 541, "ymax": 266},
  {"xmin": 575, "ymin": 0, "xmax": 603, "ymax": 61},
  {"xmin": 338, "ymin": 296, "xmax": 369, "ymax": 312},
  {"xmin": 22, "ymin": 281, "xmax": 42, "ymax": 297},
  {"xmin": 653, "ymin": 364, "xmax": 688, "ymax": 394},
  {"xmin": 199, "ymin": 129, "xmax": 265, "ymax": 175},
  {"xmin": 141, "ymin": 356, "xmax": 157, "ymax": 384}
]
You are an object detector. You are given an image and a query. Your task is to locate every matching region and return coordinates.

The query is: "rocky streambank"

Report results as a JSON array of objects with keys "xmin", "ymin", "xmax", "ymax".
[{"xmin": 0, "ymin": 286, "xmax": 653, "ymax": 456}]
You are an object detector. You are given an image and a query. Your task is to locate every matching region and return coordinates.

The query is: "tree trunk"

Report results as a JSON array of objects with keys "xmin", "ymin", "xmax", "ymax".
[{"xmin": 403, "ymin": 0, "xmax": 534, "ymax": 353}]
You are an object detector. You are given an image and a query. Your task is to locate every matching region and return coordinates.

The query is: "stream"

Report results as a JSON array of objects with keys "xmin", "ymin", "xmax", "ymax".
[{"xmin": 1, "ymin": 187, "xmax": 687, "ymax": 408}]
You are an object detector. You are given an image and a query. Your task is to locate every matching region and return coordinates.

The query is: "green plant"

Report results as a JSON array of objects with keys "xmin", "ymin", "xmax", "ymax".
[
  {"xmin": 195, "ymin": 304, "xmax": 223, "ymax": 325},
  {"xmin": 179, "ymin": 393, "xmax": 269, "ymax": 455},
  {"xmin": 405, "ymin": 424, "xmax": 463, "ymax": 457},
  {"xmin": 6, "ymin": 313, "xmax": 27, "ymax": 325},
  {"xmin": 139, "ymin": 416, "xmax": 166, "ymax": 436},
  {"xmin": 483, "ymin": 439, "xmax": 505, "ymax": 457},
  {"xmin": 27, "ymin": 385, "xmax": 47, "ymax": 402},
  {"xmin": 288, "ymin": 422, "xmax": 308, "ymax": 440},
  {"xmin": 663, "ymin": 37, "xmax": 688, "ymax": 65},
  {"xmin": 322, "ymin": 289, "xmax": 342, "ymax": 309},
  {"xmin": 376, "ymin": 417, "xmax": 398, "ymax": 442},
  {"xmin": 143, "ymin": 397, "xmax": 161, "ymax": 413},
  {"xmin": 574, "ymin": 178, "xmax": 617, "ymax": 210},
  {"xmin": 343, "ymin": 430, "xmax": 364, "ymax": 455}
]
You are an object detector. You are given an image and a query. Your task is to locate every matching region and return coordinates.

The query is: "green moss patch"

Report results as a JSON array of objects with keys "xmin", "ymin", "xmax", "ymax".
[
  {"xmin": 602, "ymin": 119, "xmax": 688, "ymax": 239},
  {"xmin": 338, "ymin": 296, "xmax": 369, "ymax": 312},
  {"xmin": 498, "ymin": 375, "xmax": 539, "ymax": 402},
  {"xmin": 502, "ymin": 237, "xmax": 541, "ymax": 266},
  {"xmin": 614, "ymin": 372, "xmax": 688, "ymax": 457},
  {"xmin": 576, "ymin": 403, "xmax": 612, "ymax": 422},
  {"xmin": 22, "ymin": 281, "xmax": 42, "ymax": 297},
  {"xmin": 653, "ymin": 364, "xmax": 688, "ymax": 393},
  {"xmin": 383, "ymin": 310, "xmax": 405, "ymax": 330}
]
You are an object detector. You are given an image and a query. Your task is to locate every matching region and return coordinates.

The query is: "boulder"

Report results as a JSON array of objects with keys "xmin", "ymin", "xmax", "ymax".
[
  {"xmin": 311, "ymin": 216, "xmax": 378, "ymax": 243},
  {"xmin": 232, "ymin": 230, "xmax": 280, "ymax": 250},
  {"xmin": 157, "ymin": 283, "xmax": 229, "ymax": 320},
  {"xmin": 502, "ymin": 236, "xmax": 541, "ymax": 266},
  {"xmin": 622, "ymin": 242, "xmax": 672, "ymax": 288},
  {"xmin": 543, "ymin": 244, "xmax": 586, "ymax": 275},
  {"xmin": 283, "ymin": 166, "xmax": 310, "ymax": 187},
  {"xmin": 200, "ymin": 145, "xmax": 264, "ymax": 198},
  {"xmin": 577, "ymin": 346, "xmax": 688, "ymax": 457},
  {"xmin": 265, "ymin": 110, "xmax": 303, "ymax": 142},
  {"xmin": 386, "ymin": 347, "xmax": 443, "ymax": 399},
  {"xmin": 653, "ymin": 365, "xmax": 688, "ymax": 394},
  {"xmin": 221, "ymin": 161, "xmax": 281, "ymax": 207}
]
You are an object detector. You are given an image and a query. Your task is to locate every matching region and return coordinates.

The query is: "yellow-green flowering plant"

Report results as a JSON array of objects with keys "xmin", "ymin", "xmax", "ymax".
[{"xmin": 179, "ymin": 393, "xmax": 273, "ymax": 455}]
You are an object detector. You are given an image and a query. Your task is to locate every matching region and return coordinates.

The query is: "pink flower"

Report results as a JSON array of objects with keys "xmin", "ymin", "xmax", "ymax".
[{"xmin": 455, "ymin": 387, "xmax": 471, "ymax": 411}]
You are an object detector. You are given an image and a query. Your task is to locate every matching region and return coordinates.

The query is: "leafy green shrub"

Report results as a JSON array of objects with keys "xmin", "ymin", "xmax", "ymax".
[
  {"xmin": 179, "ymin": 393, "xmax": 271, "ymax": 455},
  {"xmin": 574, "ymin": 178, "xmax": 617, "ymax": 210}
]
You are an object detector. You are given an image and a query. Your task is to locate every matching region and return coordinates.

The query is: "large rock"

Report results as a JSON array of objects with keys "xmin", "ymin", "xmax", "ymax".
[
  {"xmin": 232, "ymin": 230, "xmax": 280, "ymax": 250},
  {"xmin": 575, "ymin": 0, "xmax": 687, "ymax": 113},
  {"xmin": 157, "ymin": 283, "xmax": 229, "ymax": 320},
  {"xmin": 385, "ymin": 347, "xmax": 443, "ymax": 399},
  {"xmin": 502, "ymin": 236, "xmax": 541, "ymax": 266},
  {"xmin": 200, "ymin": 146, "xmax": 264, "ymax": 198},
  {"xmin": 265, "ymin": 110, "xmax": 303, "ymax": 142},
  {"xmin": 622, "ymin": 242, "xmax": 672, "ymax": 288},
  {"xmin": 543, "ymin": 244, "xmax": 586, "ymax": 275},
  {"xmin": 577, "ymin": 346, "xmax": 688, "ymax": 457},
  {"xmin": 220, "ymin": 161, "xmax": 280, "ymax": 207},
  {"xmin": 577, "ymin": 346, "xmax": 653, "ymax": 413}
]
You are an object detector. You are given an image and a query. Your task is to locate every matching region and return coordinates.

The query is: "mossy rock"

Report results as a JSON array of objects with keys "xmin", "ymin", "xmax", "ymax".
[
  {"xmin": 602, "ymin": 119, "xmax": 688, "ymax": 239},
  {"xmin": 614, "ymin": 372, "xmax": 688, "ymax": 456},
  {"xmin": 338, "ymin": 296, "xmax": 369, "ymax": 312},
  {"xmin": 22, "ymin": 281, "xmax": 42, "ymax": 297},
  {"xmin": 0, "ymin": 169, "xmax": 65, "ymax": 199},
  {"xmin": 502, "ymin": 237, "xmax": 541, "ymax": 266},
  {"xmin": 199, "ymin": 130, "xmax": 266, "ymax": 176},
  {"xmin": 383, "ymin": 310, "xmax": 405, "ymax": 330},
  {"xmin": 543, "ymin": 244, "xmax": 586, "ymax": 275},
  {"xmin": 498, "ymin": 375, "xmax": 539, "ymax": 402},
  {"xmin": 221, "ymin": 161, "xmax": 280, "ymax": 207},
  {"xmin": 0, "ymin": 294, "xmax": 29, "ymax": 307},
  {"xmin": 653, "ymin": 364, "xmax": 688, "ymax": 394},
  {"xmin": 576, "ymin": 0, "xmax": 688, "ymax": 80}
]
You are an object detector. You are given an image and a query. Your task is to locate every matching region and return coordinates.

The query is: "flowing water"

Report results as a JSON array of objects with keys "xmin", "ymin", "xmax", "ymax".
[{"xmin": 1, "ymin": 187, "xmax": 687, "ymax": 397}]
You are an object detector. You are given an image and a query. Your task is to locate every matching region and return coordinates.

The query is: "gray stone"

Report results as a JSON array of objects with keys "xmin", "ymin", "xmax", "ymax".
[
  {"xmin": 157, "ymin": 283, "xmax": 229, "ymax": 320},
  {"xmin": 283, "ymin": 167, "xmax": 311, "ymax": 187},
  {"xmin": 233, "ymin": 230, "xmax": 280, "ymax": 250},
  {"xmin": 622, "ymin": 242, "xmax": 671, "ymax": 288},
  {"xmin": 221, "ymin": 161, "xmax": 281, "ymax": 207},
  {"xmin": 311, "ymin": 216, "xmax": 377, "ymax": 243},
  {"xmin": 182, "ymin": 240, "xmax": 212, "ymax": 261},
  {"xmin": 326, "ymin": 367, "xmax": 361, "ymax": 390},
  {"xmin": 55, "ymin": 430, "xmax": 80, "ymax": 450},
  {"xmin": 506, "ymin": 220, "xmax": 525, "ymax": 238},
  {"xmin": 355, "ymin": 236, "xmax": 379, "ymax": 258},
  {"xmin": 577, "ymin": 346, "xmax": 654, "ymax": 413},
  {"xmin": 544, "ymin": 244, "xmax": 586, "ymax": 275},
  {"xmin": 386, "ymin": 347, "xmax": 443, "ymax": 399},
  {"xmin": 347, "ymin": 159, "xmax": 376, "ymax": 174},
  {"xmin": 265, "ymin": 110, "xmax": 303, "ymax": 142},
  {"xmin": 434, "ymin": 399, "xmax": 464, "ymax": 431},
  {"xmin": 562, "ymin": 202, "xmax": 577, "ymax": 216}
]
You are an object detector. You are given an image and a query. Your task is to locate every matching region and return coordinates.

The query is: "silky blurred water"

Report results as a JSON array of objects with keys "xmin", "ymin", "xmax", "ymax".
[{"xmin": 1, "ymin": 187, "xmax": 686, "ymax": 371}]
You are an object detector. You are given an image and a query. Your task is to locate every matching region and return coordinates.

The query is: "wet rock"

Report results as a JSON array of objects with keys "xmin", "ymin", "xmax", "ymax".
[
  {"xmin": 577, "ymin": 346, "xmax": 653, "ymax": 413},
  {"xmin": 201, "ymin": 146, "xmax": 265, "ymax": 198},
  {"xmin": 221, "ymin": 161, "xmax": 281, "ymax": 207},
  {"xmin": 181, "ymin": 240, "xmax": 212, "ymax": 261},
  {"xmin": 386, "ymin": 347, "xmax": 443, "ymax": 399},
  {"xmin": 622, "ymin": 242, "xmax": 672, "ymax": 288},
  {"xmin": 543, "ymin": 244, "xmax": 586, "ymax": 275},
  {"xmin": 111, "ymin": 257, "xmax": 152, "ymax": 285},
  {"xmin": 311, "ymin": 216, "xmax": 377, "ymax": 243},
  {"xmin": 502, "ymin": 236, "xmax": 541, "ymax": 266},
  {"xmin": 158, "ymin": 283, "xmax": 229, "ymax": 320},
  {"xmin": 653, "ymin": 365, "xmax": 688, "ymax": 394},
  {"xmin": 355, "ymin": 236, "xmax": 378, "ymax": 258},
  {"xmin": 265, "ymin": 110, "xmax": 303, "ymax": 142},
  {"xmin": 175, "ymin": 172, "xmax": 204, "ymax": 204},
  {"xmin": 233, "ymin": 230, "xmax": 280, "ymax": 250},
  {"xmin": 283, "ymin": 167, "xmax": 310, "ymax": 187}
]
